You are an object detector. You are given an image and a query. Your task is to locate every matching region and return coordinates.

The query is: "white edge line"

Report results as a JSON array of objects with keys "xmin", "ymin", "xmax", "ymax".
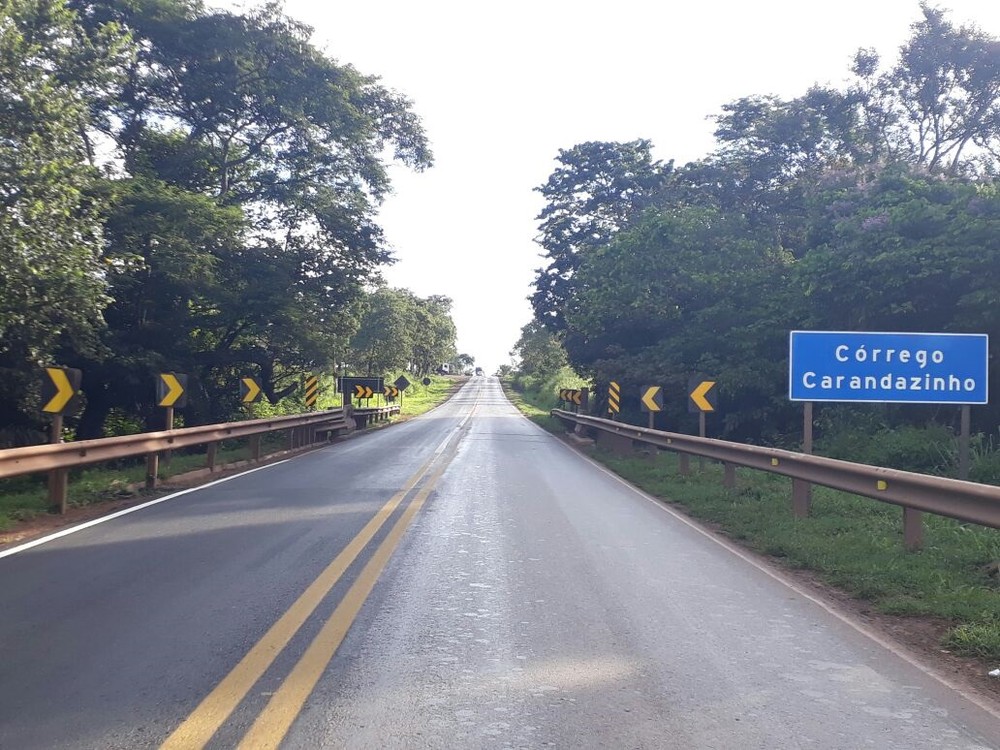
[
  {"xmin": 519, "ymin": 405, "xmax": 1000, "ymax": 723},
  {"xmin": 0, "ymin": 459, "xmax": 290, "ymax": 561}
]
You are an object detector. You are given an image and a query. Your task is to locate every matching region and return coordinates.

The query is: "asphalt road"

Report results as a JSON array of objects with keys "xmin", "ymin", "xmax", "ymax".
[{"xmin": 0, "ymin": 377, "xmax": 997, "ymax": 749}]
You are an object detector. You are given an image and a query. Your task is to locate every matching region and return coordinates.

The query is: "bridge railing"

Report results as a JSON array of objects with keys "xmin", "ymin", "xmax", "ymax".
[
  {"xmin": 0, "ymin": 404, "xmax": 400, "ymax": 513},
  {"xmin": 551, "ymin": 409, "xmax": 1000, "ymax": 549}
]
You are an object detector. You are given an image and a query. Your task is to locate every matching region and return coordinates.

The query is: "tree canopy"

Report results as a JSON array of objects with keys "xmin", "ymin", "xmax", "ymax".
[
  {"xmin": 528, "ymin": 4, "xmax": 1000, "ymax": 438},
  {"xmin": 0, "ymin": 0, "xmax": 449, "ymax": 442}
]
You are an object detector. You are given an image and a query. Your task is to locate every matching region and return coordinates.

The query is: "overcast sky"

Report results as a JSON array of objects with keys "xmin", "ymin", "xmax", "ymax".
[{"xmin": 219, "ymin": 1, "xmax": 1000, "ymax": 372}]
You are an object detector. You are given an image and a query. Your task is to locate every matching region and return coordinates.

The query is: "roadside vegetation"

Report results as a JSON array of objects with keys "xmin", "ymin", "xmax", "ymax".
[{"xmin": 0, "ymin": 0, "xmax": 476, "ymax": 450}]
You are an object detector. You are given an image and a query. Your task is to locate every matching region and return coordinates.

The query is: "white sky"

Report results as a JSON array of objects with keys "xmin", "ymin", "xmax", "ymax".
[{"xmin": 220, "ymin": 1, "xmax": 1000, "ymax": 373}]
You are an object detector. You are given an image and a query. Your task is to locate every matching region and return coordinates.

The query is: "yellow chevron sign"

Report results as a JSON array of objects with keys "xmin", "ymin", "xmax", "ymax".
[
  {"xmin": 41, "ymin": 367, "xmax": 81, "ymax": 414},
  {"xmin": 689, "ymin": 380, "xmax": 717, "ymax": 412},
  {"xmin": 640, "ymin": 385, "xmax": 663, "ymax": 412},
  {"xmin": 240, "ymin": 377, "xmax": 262, "ymax": 404},
  {"xmin": 304, "ymin": 375, "xmax": 319, "ymax": 407},
  {"xmin": 353, "ymin": 384, "xmax": 374, "ymax": 399},
  {"xmin": 383, "ymin": 385, "xmax": 399, "ymax": 399},
  {"xmin": 608, "ymin": 381, "xmax": 620, "ymax": 414},
  {"xmin": 559, "ymin": 388, "xmax": 583, "ymax": 405},
  {"xmin": 157, "ymin": 373, "xmax": 187, "ymax": 408}
]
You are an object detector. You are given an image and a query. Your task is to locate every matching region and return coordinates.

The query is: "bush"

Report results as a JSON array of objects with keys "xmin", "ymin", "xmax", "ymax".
[{"xmin": 819, "ymin": 422, "xmax": 955, "ymax": 475}]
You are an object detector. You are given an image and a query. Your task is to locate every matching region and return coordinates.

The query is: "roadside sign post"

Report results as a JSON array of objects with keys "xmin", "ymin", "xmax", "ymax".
[
  {"xmin": 688, "ymin": 377, "xmax": 717, "ymax": 472},
  {"xmin": 240, "ymin": 377, "xmax": 263, "ymax": 458},
  {"xmin": 959, "ymin": 405, "xmax": 971, "ymax": 480},
  {"xmin": 792, "ymin": 402, "xmax": 814, "ymax": 518},
  {"xmin": 394, "ymin": 375, "xmax": 411, "ymax": 410},
  {"xmin": 150, "ymin": 373, "xmax": 187, "ymax": 488},
  {"xmin": 640, "ymin": 386, "xmax": 663, "ymax": 430},
  {"xmin": 40, "ymin": 366, "xmax": 81, "ymax": 514},
  {"xmin": 47, "ymin": 413, "xmax": 68, "ymax": 514},
  {"xmin": 789, "ymin": 331, "xmax": 989, "ymax": 548}
]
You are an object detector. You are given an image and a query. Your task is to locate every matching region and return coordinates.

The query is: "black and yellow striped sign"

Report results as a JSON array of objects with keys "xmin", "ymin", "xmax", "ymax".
[
  {"xmin": 608, "ymin": 381, "xmax": 620, "ymax": 415},
  {"xmin": 383, "ymin": 385, "xmax": 399, "ymax": 399},
  {"xmin": 304, "ymin": 375, "xmax": 319, "ymax": 408}
]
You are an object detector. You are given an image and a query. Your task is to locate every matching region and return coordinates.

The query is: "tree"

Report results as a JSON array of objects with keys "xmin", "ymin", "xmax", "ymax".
[
  {"xmin": 531, "ymin": 140, "xmax": 667, "ymax": 331},
  {"xmin": 846, "ymin": 4, "xmax": 1000, "ymax": 175},
  {"xmin": 408, "ymin": 295, "xmax": 457, "ymax": 376},
  {"xmin": 0, "ymin": 0, "xmax": 127, "ymax": 434},
  {"xmin": 348, "ymin": 287, "xmax": 420, "ymax": 376},
  {"xmin": 510, "ymin": 321, "xmax": 568, "ymax": 377},
  {"xmin": 563, "ymin": 205, "xmax": 795, "ymax": 436},
  {"xmin": 64, "ymin": 0, "xmax": 433, "ymax": 434}
]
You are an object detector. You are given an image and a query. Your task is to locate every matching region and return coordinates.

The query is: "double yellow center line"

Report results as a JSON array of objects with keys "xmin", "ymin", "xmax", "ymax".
[{"xmin": 161, "ymin": 435, "xmax": 459, "ymax": 749}]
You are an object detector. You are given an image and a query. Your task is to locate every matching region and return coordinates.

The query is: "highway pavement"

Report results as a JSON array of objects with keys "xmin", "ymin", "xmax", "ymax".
[{"xmin": 0, "ymin": 376, "xmax": 997, "ymax": 748}]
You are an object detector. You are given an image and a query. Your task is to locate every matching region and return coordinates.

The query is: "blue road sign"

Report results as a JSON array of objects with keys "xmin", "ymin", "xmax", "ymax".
[{"xmin": 789, "ymin": 331, "xmax": 988, "ymax": 404}]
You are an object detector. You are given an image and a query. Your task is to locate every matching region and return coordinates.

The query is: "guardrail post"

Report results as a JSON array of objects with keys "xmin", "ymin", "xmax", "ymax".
[
  {"xmin": 959, "ymin": 405, "xmax": 971, "ymax": 481},
  {"xmin": 903, "ymin": 508, "xmax": 923, "ymax": 551},
  {"xmin": 206, "ymin": 441, "xmax": 217, "ymax": 472},
  {"xmin": 723, "ymin": 462, "xmax": 736, "ymax": 489},
  {"xmin": 163, "ymin": 406, "xmax": 174, "ymax": 466},
  {"xmin": 793, "ymin": 402, "xmax": 814, "ymax": 518},
  {"xmin": 47, "ymin": 414, "xmax": 68, "ymax": 514},
  {"xmin": 250, "ymin": 434, "xmax": 262, "ymax": 461},
  {"xmin": 792, "ymin": 480, "xmax": 811, "ymax": 518},
  {"xmin": 678, "ymin": 453, "xmax": 690, "ymax": 477},
  {"xmin": 146, "ymin": 453, "xmax": 159, "ymax": 489}
]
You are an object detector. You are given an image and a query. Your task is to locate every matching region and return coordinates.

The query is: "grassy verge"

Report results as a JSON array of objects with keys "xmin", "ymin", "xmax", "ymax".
[
  {"xmin": 395, "ymin": 374, "xmax": 464, "ymax": 417},
  {"xmin": 502, "ymin": 381, "xmax": 1000, "ymax": 662}
]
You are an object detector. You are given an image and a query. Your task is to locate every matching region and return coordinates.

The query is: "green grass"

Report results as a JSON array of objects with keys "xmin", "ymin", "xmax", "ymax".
[
  {"xmin": 394, "ymin": 374, "xmax": 463, "ymax": 417},
  {"xmin": 503, "ymin": 380, "xmax": 1000, "ymax": 662}
]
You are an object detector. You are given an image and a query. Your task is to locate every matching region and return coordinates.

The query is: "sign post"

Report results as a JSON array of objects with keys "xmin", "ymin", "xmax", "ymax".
[
  {"xmin": 959, "ymin": 405, "xmax": 971, "ymax": 480},
  {"xmin": 688, "ymin": 377, "xmax": 717, "ymax": 472},
  {"xmin": 640, "ymin": 386, "xmax": 663, "ymax": 430},
  {"xmin": 40, "ymin": 367, "xmax": 81, "ymax": 513},
  {"xmin": 240, "ymin": 377, "xmax": 263, "ymax": 458},
  {"xmin": 792, "ymin": 402, "xmax": 814, "ymax": 518},
  {"xmin": 47, "ymin": 413, "xmax": 67, "ymax": 513},
  {"xmin": 394, "ymin": 375, "xmax": 411, "ymax": 410},
  {"xmin": 151, "ymin": 373, "xmax": 187, "ymax": 488}
]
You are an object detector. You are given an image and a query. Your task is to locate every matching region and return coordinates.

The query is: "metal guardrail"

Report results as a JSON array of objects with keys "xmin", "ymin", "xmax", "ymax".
[
  {"xmin": 352, "ymin": 405, "xmax": 400, "ymax": 428},
  {"xmin": 0, "ymin": 410, "xmax": 350, "ymax": 480},
  {"xmin": 0, "ymin": 405, "xmax": 409, "ymax": 514},
  {"xmin": 552, "ymin": 409, "xmax": 1000, "ymax": 548}
]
